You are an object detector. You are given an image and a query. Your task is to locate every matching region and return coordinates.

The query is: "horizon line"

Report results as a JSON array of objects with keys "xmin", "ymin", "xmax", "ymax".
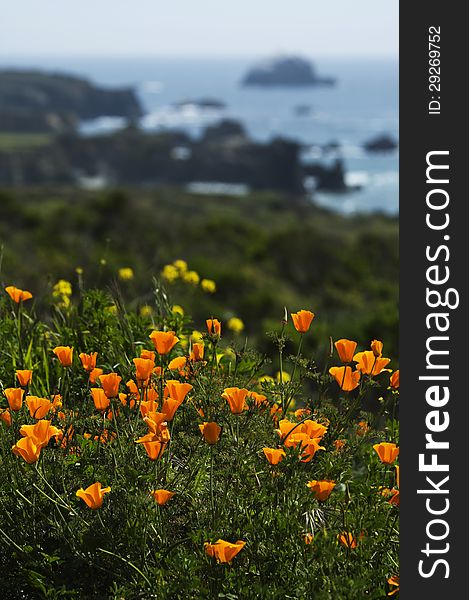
[{"xmin": 0, "ymin": 51, "xmax": 399, "ymax": 61}]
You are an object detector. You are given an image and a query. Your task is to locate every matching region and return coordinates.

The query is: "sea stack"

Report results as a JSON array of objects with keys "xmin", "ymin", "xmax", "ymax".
[{"xmin": 241, "ymin": 56, "xmax": 335, "ymax": 87}]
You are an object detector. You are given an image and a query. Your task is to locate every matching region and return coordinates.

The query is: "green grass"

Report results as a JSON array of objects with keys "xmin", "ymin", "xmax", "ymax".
[{"xmin": 0, "ymin": 132, "xmax": 52, "ymax": 151}]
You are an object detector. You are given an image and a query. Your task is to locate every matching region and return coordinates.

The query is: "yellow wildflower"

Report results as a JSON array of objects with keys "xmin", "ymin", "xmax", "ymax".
[
  {"xmin": 227, "ymin": 317, "xmax": 244, "ymax": 333},
  {"xmin": 276, "ymin": 370, "xmax": 291, "ymax": 383},
  {"xmin": 118, "ymin": 267, "xmax": 134, "ymax": 281},
  {"xmin": 139, "ymin": 305, "xmax": 154, "ymax": 318},
  {"xmin": 173, "ymin": 259, "xmax": 188, "ymax": 273},
  {"xmin": 201, "ymin": 279, "xmax": 216, "ymax": 293},
  {"xmin": 171, "ymin": 304, "xmax": 185, "ymax": 316},
  {"xmin": 161, "ymin": 264, "xmax": 179, "ymax": 283},
  {"xmin": 52, "ymin": 280, "xmax": 72, "ymax": 298},
  {"xmin": 191, "ymin": 330, "xmax": 204, "ymax": 343},
  {"xmin": 183, "ymin": 270, "xmax": 200, "ymax": 285}
]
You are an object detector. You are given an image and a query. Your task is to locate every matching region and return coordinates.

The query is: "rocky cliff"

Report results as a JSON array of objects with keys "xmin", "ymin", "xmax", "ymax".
[{"xmin": 0, "ymin": 69, "xmax": 144, "ymax": 133}]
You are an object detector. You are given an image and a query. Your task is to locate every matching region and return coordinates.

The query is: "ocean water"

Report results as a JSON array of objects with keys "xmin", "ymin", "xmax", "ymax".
[{"xmin": 1, "ymin": 55, "xmax": 398, "ymax": 214}]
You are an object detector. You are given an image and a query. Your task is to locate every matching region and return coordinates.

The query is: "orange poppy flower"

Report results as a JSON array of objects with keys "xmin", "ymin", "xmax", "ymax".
[
  {"xmin": 161, "ymin": 397, "xmax": 182, "ymax": 421},
  {"xmin": 333, "ymin": 439, "xmax": 346, "ymax": 451},
  {"xmin": 94, "ymin": 430, "xmax": 117, "ymax": 444},
  {"xmin": 390, "ymin": 370, "xmax": 400, "ymax": 389},
  {"xmin": 388, "ymin": 466, "xmax": 400, "ymax": 507},
  {"xmin": 147, "ymin": 418, "xmax": 170, "ymax": 441},
  {"xmin": 143, "ymin": 386, "xmax": 158, "ymax": 403},
  {"xmin": 222, "ymin": 387, "xmax": 249, "ymax": 415},
  {"xmin": 149, "ymin": 331, "xmax": 179, "ymax": 355},
  {"xmin": 334, "ymin": 339, "xmax": 357, "ymax": 364},
  {"xmin": 199, "ymin": 421, "xmax": 222, "ymax": 445},
  {"xmin": 26, "ymin": 396, "xmax": 52, "ymax": 419},
  {"xmin": 133, "ymin": 358, "xmax": 155, "ymax": 383},
  {"xmin": 303, "ymin": 533, "xmax": 314, "ymax": 545},
  {"xmin": 294, "ymin": 408, "xmax": 311, "ymax": 419},
  {"xmin": 5, "ymin": 286, "xmax": 33, "ymax": 303},
  {"xmin": 262, "ymin": 447, "xmax": 286, "ymax": 465},
  {"xmin": 91, "ymin": 388, "xmax": 111, "ymax": 411},
  {"xmin": 76, "ymin": 482, "xmax": 111, "ymax": 509},
  {"xmin": 58, "ymin": 424, "xmax": 74, "ymax": 449},
  {"xmin": 165, "ymin": 380, "xmax": 193, "ymax": 403},
  {"xmin": 150, "ymin": 489, "xmax": 175, "ymax": 505},
  {"xmin": 20, "ymin": 420, "xmax": 62, "ymax": 448},
  {"xmin": 296, "ymin": 435, "xmax": 325, "ymax": 463},
  {"xmin": 138, "ymin": 439, "xmax": 167, "ymax": 460},
  {"xmin": 12, "ymin": 436, "xmax": 42, "ymax": 464},
  {"xmin": 0, "ymin": 409, "xmax": 12, "ymax": 427},
  {"xmin": 99, "ymin": 373, "xmax": 122, "ymax": 398},
  {"xmin": 140, "ymin": 349, "xmax": 156, "ymax": 361},
  {"xmin": 126, "ymin": 379, "xmax": 141, "ymax": 398},
  {"xmin": 143, "ymin": 410, "xmax": 167, "ymax": 432},
  {"xmin": 139, "ymin": 396, "xmax": 157, "ymax": 416},
  {"xmin": 249, "ymin": 392, "xmax": 268, "ymax": 408},
  {"xmin": 291, "ymin": 310, "xmax": 315, "ymax": 334},
  {"xmin": 387, "ymin": 575, "xmax": 400, "ymax": 596},
  {"xmin": 168, "ymin": 356, "xmax": 187, "ymax": 371},
  {"xmin": 50, "ymin": 394, "xmax": 63, "ymax": 413},
  {"xmin": 204, "ymin": 539, "xmax": 246, "ymax": 563},
  {"xmin": 356, "ymin": 420, "xmax": 370, "ymax": 437},
  {"xmin": 53, "ymin": 346, "xmax": 73, "ymax": 367},
  {"xmin": 301, "ymin": 419, "xmax": 328, "ymax": 440},
  {"xmin": 371, "ymin": 339, "xmax": 384, "ymax": 357},
  {"xmin": 270, "ymin": 404, "xmax": 282, "ymax": 422},
  {"xmin": 89, "ymin": 368, "xmax": 103, "ymax": 384},
  {"xmin": 190, "ymin": 343, "xmax": 204, "ymax": 361},
  {"xmin": 79, "ymin": 352, "xmax": 98, "ymax": 372},
  {"xmin": 306, "ymin": 480, "xmax": 336, "ymax": 502},
  {"xmin": 338, "ymin": 532, "xmax": 359, "ymax": 549},
  {"xmin": 353, "ymin": 351, "xmax": 390, "ymax": 376},
  {"xmin": 138, "ymin": 423, "xmax": 171, "ymax": 445},
  {"xmin": 389, "ymin": 488, "xmax": 400, "ymax": 507},
  {"xmin": 275, "ymin": 419, "xmax": 298, "ymax": 441},
  {"xmin": 275, "ymin": 419, "xmax": 327, "ymax": 443},
  {"xmin": 283, "ymin": 431, "xmax": 319, "ymax": 454},
  {"xmin": 329, "ymin": 366, "xmax": 361, "ymax": 391},
  {"xmin": 119, "ymin": 393, "xmax": 136, "ymax": 409},
  {"xmin": 16, "ymin": 369, "xmax": 33, "ymax": 387},
  {"xmin": 4, "ymin": 388, "xmax": 24, "ymax": 411},
  {"xmin": 206, "ymin": 318, "xmax": 222, "ymax": 336},
  {"xmin": 373, "ymin": 442, "xmax": 399, "ymax": 464}
]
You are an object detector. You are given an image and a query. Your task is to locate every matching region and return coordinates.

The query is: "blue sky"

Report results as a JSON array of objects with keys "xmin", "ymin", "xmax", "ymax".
[{"xmin": 2, "ymin": 1, "xmax": 398, "ymax": 58}]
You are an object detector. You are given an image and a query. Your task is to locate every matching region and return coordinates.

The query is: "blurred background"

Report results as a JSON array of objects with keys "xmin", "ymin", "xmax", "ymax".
[{"xmin": 0, "ymin": 1, "xmax": 398, "ymax": 357}]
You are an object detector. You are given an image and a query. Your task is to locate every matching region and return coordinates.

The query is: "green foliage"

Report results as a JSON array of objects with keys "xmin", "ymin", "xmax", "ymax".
[
  {"xmin": 0, "ymin": 186, "xmax": 398, "ymax": 361},
  {"xmin": 0, "ymin": 287, "xmax": 399, "ymax": 598}
]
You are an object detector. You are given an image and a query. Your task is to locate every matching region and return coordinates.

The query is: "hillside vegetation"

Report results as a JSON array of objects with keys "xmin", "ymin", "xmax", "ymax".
[{"xmin": 0, "ymin": 187, "xmax": 398, "ymax": 362}]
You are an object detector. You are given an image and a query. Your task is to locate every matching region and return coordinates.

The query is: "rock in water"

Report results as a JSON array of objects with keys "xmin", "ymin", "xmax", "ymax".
[
  {"xmin": 242, "ymin": 56, "xmax": 335, "ymax": 87},
  {"xmin": 363, "ymin": 134, "xmax": 398, "ymax": 153}
]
